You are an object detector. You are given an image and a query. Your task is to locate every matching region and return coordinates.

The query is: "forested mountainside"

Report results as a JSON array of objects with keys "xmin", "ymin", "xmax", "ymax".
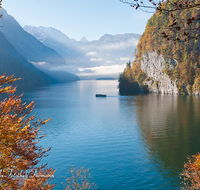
[
  {"xmin": 119, "ymin": 0, "xmax": 200, "ymax": 95},
  {"xmin": 0, "ymin": 31, "xmax": 54, "ymax": 91}
]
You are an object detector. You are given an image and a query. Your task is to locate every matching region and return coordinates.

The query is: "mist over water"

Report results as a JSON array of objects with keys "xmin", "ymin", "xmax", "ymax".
[{"xmin": 23, "ymin": 80, "xmax": 200, "ymax": 189}]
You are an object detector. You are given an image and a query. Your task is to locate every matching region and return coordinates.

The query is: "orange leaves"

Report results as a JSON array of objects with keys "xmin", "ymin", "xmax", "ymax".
[
  {"xmin": 0, "ymin": 74, "xmax": 56, "ymax": 189},
  {"xmin": 118, "ymin": 60, "xmax": 148, "ymax": 95},
  {"xmin": 180, "ymin": 153, "xmax": 200, "ymax": 189},
  {"xmin": 0, "ymin": 74, "xmax": 16, "ymax": 84},
  {"xmin": 131, "ymin": 0, "xmax": 200, "ymax": 92},
  {"xmin": 121, "ymin": 0, "xmax": 200, "ymax": 41},
  {"xmin": 40, "ymin": 118, "xmax": 52, "ymax": 125},
  {"xmin": 0, "ymin": 74, "xmax": 21, "ymax": 95},
  {"xmin": 22, "ymin": 168, "xmax": 55, "ymax": 190},
  {"xmin": 64, "ymin": 167, "xmax": 96, "ymax": 190}
]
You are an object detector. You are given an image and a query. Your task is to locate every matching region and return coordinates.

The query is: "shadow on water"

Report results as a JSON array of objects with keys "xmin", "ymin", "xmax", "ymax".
[{"xmin": 129, "ymin": 94, "xmax": 200, "ymax": 189}]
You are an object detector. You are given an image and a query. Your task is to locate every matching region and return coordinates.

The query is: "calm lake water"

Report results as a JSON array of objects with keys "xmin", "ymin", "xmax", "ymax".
[{"xmin": 22, "ymin": 80, "xmax": 200, "ymax": 190}]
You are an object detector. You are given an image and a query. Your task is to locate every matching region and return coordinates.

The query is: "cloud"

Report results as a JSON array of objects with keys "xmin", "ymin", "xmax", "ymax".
[
  {"xmin": 50, "ymin": 65, "xmax": 81, "ymax": 74},
  {"xmin": 120, "ymin": 57, "xmax": 130, "ymax": 62},
  {"xmin": 85, "ymin": 51, "xmax": 98, "ymax": 56},
  {"xmin": 77, "ymin": 64, "xmax": 126, "ymax": 76},
  {"xmin": 49, "ymin": 64, "xmax": 126, "ymax": 76},
  {"xmin": 104, "ymin": 60, "xmax": 115, "ymax": 64},
  {"xmin": 97, "ymin": 38, "xmax": 138, "ymax": 50},
  {"xmin": 31, "ymin": 61, "xmax": 47, "ymax": 65},
  {"xmin": 90, "ymin": 58, "xmax": 104, "ymax": 62}
]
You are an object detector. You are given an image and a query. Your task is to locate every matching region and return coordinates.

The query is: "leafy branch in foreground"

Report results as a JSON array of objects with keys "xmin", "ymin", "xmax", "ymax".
[
  {"xmin": 120, "ymin": 0, "xmax": 200, "ymax": 42},
  {"xmin": 180, "ymin": 152, "xmax": 200, "ymax": 189},
  {"xmin": 0, "ymin": 74, "xmax": 55, "ymax": 189},
  {"xmin": 64, "ymin": 167, "xmax": 96, "ymax": 190}
]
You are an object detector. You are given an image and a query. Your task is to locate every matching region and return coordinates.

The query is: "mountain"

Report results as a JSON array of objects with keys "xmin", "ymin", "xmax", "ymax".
[
  {"xmin": 0, "ymin": 9, "xmax": 79, "ymax": 82},
  {"xmin": 24, "ymin": 25, "xmax": 140, "ymax": 67},
  {"xmin": 119, "ymin": 1, "xmax": 200, "ymax": 95},
  {"xmin": 0, "ymin": 9, "xmax": 66, "ymax": 69},
  {"xmin": 23, "ymin": 25, "xmax": 140, "ymax": 79},
  {"xmin": 0, "ymin": 31, "xmax": 55, "ymax": 91},
  {"xmin": 97, "ymin": 33, "xmax": 140, "ymax": 44},
  {"xmin": 79, "ymin": 37, "xmax": 88, "ymax": 43},
  {"xmin": 23, "ymin": 25, "xmax": 83, "ymax": 66},
  {"xmin": 24, "ymin": 26, "xmax": 72, "ymax": 45}
]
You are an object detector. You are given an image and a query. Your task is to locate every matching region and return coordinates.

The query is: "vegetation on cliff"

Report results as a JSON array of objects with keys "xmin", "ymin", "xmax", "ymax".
[
  {"xmin": 118, "ymin": 61, "xmax": 148, "ymax": 95},
  {"xmin": 119, "ymin": 0, "xmax": 200, "ymax": 95},
  {"xmin": 120, "ymin": 0, "xmax": 200, "ymax": 42},
  {"xmin": 180, "ymin": 152, "xmax": 200, "ymax": 189}
]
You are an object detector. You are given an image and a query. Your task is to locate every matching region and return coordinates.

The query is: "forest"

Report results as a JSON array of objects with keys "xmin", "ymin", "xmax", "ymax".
[{"xmin": 119, "ymin": 0, "xmax": 200, "ymax": 95}]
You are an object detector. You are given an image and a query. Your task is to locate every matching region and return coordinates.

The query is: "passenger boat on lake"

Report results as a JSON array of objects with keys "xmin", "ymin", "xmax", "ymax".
[{"xmin": 96, "ymin": 94, "xmax": 107, "ymax": 97}]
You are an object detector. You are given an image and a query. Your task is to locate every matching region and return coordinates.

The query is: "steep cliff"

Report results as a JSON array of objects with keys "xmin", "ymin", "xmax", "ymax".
[
  {"xmin": 119, "ymin": 0, "xmax": 200, "ymax": 95},
  {"xmin": 140, "ymin": 52, "xmax": 178, "ymax": 94}
]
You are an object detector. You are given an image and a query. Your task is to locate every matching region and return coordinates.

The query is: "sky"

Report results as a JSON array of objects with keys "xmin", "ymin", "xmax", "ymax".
[{"xmin": 2, "ymin": 0, "xmax": 153, "ymax": 41}]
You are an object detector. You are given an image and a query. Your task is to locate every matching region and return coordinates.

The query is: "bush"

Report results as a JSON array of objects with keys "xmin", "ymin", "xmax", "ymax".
[{"xmin": 118, "ymin": 76, "xmax": 140, "ymax": 95}]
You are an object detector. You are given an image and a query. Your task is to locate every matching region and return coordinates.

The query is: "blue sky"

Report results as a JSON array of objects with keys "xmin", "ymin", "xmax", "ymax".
[{"xmin": 3, "ymin": 0, "xmax": 153, "ymax": 41}]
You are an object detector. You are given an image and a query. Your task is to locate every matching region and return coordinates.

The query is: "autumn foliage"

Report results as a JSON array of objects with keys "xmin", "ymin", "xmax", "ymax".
[
  {"xmin": 180, "ymin": 152, "xmax": 200, "ymax": 189},
  {"xmin": 64, "ymin": 167, "xmax": 96, "ymax": 190},
  {"xmin": 119, "ymin": 0, "xmax": 200, "ymax": 94},
  {"xmin": 0, "ymin": 74, "xmax": 55, "ymax": 189},
  {"xmin": 118, "ymin": 61, "xmax": 148, "ymax": 95},
  {"xmin": 120, "ymin": 0, "xmax": 200, "ymax": 41}
]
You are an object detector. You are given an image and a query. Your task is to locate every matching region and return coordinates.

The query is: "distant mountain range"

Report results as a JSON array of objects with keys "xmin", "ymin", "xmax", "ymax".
[
  {"xmin": 0, "ymin": 9, "xmax": 79, "ymax": 88},
  {"xmin": 0, "ymin": 8, "xmax": 140, "ymax": 83},
  {"xmin": 24, "ymin": 26, "xmax": 140, "ymax": 79}
]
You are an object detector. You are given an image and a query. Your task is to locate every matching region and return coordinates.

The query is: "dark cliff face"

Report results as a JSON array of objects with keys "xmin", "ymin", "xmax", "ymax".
[{"xmin": 133, "ymin": 1, "xmax": 200, "ymax": 95}]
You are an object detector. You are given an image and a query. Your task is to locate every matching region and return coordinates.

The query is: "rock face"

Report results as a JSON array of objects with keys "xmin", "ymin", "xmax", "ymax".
[{"xmin": 140, "ymin": 51, "xmax": 178, "ymax": 94}]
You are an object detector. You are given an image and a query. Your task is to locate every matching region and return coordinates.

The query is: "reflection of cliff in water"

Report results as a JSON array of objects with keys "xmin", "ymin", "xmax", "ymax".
[{"xmin": 134, "ymin": 94, "xmax": 200, "ymax": 182}]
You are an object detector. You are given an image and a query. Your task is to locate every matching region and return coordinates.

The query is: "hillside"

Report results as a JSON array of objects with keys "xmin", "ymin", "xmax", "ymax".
[
  {"xmin": 23, "ymin": 25, "xmax": 83, "ymax": 66},
  {"xmin": 119, "ymin": 0, "xmax": 200, "ymax": 95},
  {"xmin": 0, "ymin": 9, "xmax": 79, "ymax": 83},
  {"xmin": 0, "ymin": 31, "xmax": 55, "ymax": 91},
  {"xmin": 0, "ymin": 9, "xmax": 66, "ymax": 69}
]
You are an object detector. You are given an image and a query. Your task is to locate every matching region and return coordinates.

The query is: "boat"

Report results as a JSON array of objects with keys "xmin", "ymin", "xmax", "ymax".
[{"xmin": 96, "ymin": 94, "xmax": 107, "ymax": 97}]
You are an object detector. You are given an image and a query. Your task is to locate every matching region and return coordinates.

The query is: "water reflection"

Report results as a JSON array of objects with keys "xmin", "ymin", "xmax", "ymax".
[
  {"xmin": 133, "ymin": 94, "xmax": 200, "ymax": 187},
  {"xmin": 21, "ymin": 81, "xmax": 200, "ymax": 189}
]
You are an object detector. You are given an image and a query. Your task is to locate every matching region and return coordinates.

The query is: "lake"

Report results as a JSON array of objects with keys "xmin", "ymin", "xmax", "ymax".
[{"xmin": 23, "ymin": 80, "xmax": 200, "ymax": 189}]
